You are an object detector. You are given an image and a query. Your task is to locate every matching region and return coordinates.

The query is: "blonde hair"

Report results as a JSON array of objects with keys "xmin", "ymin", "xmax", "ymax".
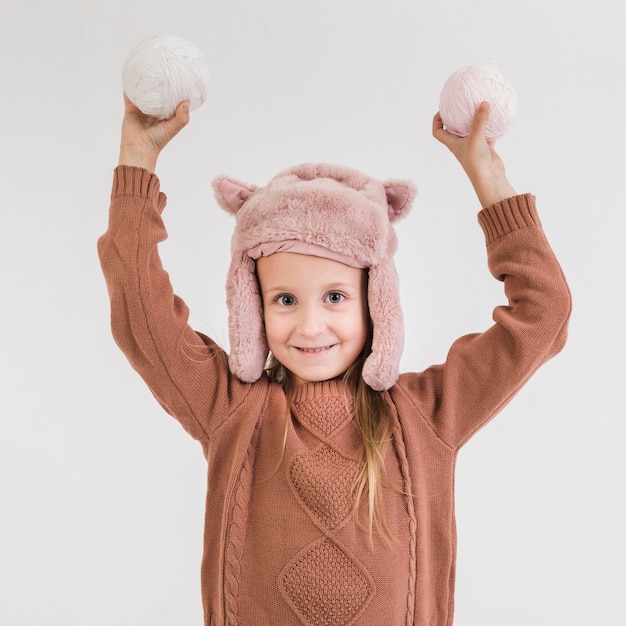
[{"xmin": 266, "ymin": 330, "xmax": 395, "ymax": 544}]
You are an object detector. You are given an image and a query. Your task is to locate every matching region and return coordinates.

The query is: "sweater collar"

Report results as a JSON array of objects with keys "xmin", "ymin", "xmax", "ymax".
[{"xmin": 290, "ymin": 380, "xmax": 354, "ymax": 439}]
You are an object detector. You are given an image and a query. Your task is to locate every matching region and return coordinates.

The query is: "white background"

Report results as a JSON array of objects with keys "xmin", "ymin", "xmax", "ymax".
[{"xmin": 1, "ymin": 0, "xmax": 624, "ymax": 624}]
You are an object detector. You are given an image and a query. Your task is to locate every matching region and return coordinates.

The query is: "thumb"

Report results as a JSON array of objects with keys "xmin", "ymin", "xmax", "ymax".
[
  {"xmin": 165, "ymin": 100, "xmax": 190, "ymax": 135},
  {"xmin": 469, "ymin": 101, "xmax": 491, "ymax": 139},
  {"xmin": 152, "ymin": 101, "xmax": 191, "ymax": 150}
]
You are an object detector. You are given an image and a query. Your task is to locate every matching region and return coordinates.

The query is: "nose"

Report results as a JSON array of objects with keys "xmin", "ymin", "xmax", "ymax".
[{"xmin": 296, "ymin": 302, "xmax": 327, "ymax": 337}]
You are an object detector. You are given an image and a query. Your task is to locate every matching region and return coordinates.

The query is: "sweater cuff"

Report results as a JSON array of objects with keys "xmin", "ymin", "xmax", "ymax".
[
  {"xmin": 477, "ymin": 193, "xmax": 540, "ymax": 245},
  {"xmin": 111, "ymin": 165, "xmax": 163, "ymax": 201}
]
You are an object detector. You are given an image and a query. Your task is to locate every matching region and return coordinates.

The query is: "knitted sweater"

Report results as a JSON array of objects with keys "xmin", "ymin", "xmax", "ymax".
[{"xmin": 98, "ymin": 166, "xmax": 571, "ymax": 626}]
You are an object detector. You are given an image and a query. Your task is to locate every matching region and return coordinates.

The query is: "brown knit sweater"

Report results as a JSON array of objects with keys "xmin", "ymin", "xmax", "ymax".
[{"xmin": 98, "ymin": 166, "xmax": 571, "ymax": 626}]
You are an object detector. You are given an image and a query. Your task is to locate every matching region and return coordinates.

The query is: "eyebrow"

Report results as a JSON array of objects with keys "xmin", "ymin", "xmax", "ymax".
[{"xmin": 261, "ymin": 282, "xmax": 361, "ymax": 297}]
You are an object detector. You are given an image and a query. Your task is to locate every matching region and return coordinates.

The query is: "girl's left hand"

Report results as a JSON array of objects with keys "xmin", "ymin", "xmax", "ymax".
[
  {"xmin": 118, "ymin": 95, "xmax": 190, "ymax": 172},
  {"xmin": 432, "ymin": 102, "xmax": 516, "ymax": 208}
]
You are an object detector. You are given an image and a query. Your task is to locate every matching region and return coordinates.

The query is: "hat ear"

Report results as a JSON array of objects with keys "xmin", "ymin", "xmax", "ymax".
[
  {"xmin": 212, "ymin": 176, "xmax": 258, "ymax": 215},
  {"xmin": 383, "ymin": 180, "xmax": 417, "ymax": 223}
]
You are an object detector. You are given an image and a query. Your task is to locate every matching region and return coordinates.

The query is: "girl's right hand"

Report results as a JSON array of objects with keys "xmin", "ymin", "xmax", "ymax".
[
  {"xmin": 118, "ymin": 94, "xmax": 190, "ymax": 172},
  {"xmin": 432, "ymin": 102, "xmax": 516, "ymax": 208}
]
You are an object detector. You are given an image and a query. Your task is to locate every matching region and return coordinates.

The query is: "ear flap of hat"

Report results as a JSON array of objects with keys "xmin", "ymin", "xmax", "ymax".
[
  {"xmin": 225, "ymin": 254, "xmax": 268, "ymax": 383},
  {"xmin": 384, "ymin": 180, "xmax": 417, "ymax": 223},
  {"xmin": 362, "ymin": 254, "xmax": 404, "ymax": 391},
  {"xmin": 212, "ymin": 176, "xmax": 259, "ymax": 215}
]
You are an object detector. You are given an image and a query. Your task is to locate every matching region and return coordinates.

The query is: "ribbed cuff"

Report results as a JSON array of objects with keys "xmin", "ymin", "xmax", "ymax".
[
  {"xmin": 477, "ymin": 193, "xmax": 540, "ymax": 244},
  {"xmin": 111, "ymin": 165, "xmax": 162, "ymax": 201}
]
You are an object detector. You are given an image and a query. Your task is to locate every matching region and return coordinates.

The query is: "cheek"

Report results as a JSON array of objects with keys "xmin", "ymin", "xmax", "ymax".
[
  {"xmin": 358, "ymin": 308, "xmax": 371, "ymax": 351},
  {"xmin": 346, "ymin": 306, "xmax": 369, "ymax": 344},
  {"xmin": 262, "ymin": 309, "xmax": 284, "ymax": 345}
]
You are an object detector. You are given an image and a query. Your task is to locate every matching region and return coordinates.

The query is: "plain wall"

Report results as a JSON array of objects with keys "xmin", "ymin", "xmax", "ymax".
[{"xmin": 1, "ymin": 0, "xmax": 624, "ymax": 624}]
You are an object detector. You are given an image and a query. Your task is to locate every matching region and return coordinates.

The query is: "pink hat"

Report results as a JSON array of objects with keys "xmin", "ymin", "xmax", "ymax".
[{"xmin": 212, "ymin": 163, "xmax": 417, "ymax": 391}]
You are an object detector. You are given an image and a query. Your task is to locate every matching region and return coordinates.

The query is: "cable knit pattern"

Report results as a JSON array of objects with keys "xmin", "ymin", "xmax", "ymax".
[
  {"xmin": 388, "ymin": 399, "xmax": 418, "ymax": 626},
  {"xmin": 223, "ymin": 423, "xmax": 260, "ymax": 625}
]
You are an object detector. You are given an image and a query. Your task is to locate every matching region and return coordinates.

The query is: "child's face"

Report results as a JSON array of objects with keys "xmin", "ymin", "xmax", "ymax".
[{"xmin": 257, "ymin": 252, "xmax": 369, "ymax": 386}]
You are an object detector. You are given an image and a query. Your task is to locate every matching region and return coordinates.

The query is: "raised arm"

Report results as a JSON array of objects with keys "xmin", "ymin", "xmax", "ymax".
[
  {"xmin": 98, "ymin": 97, "xmax": 255, "ymax": 443},
  {"xmin": 395, "ymin": 105, "xmax": 572, "ymax": 448}
]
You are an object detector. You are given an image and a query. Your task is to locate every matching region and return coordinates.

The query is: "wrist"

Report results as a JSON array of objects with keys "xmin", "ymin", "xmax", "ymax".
[
  {"xmin": 470, "ymin": 173, "xmax": 516, "ymax": 208},
  {"xmin": 118, "ymin": 144, "xmax": 159, "ymax": 173}
]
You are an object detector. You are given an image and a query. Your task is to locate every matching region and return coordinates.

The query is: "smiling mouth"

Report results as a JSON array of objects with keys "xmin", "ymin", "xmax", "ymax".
[{"xmin": 296, "ymin": 345, "xmax": 334, "ymax": 353}]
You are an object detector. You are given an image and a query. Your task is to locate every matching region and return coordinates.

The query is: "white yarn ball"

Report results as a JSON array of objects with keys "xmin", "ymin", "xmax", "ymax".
[
  {"xmin": 439, "ymin": 63, "xmax": 516, "ymax": 141},
  {"xmin": 122, "ymin": 35, "xmax": 210, "ymax": 120}
]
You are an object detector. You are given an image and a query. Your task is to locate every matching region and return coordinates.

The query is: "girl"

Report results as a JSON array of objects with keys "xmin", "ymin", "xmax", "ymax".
[{"xmin": 98, "ymin": 96, "xmax": 571, "ymax": 625}]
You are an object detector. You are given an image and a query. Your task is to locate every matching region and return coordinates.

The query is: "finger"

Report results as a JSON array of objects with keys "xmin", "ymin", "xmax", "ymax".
[
  {"xmin": 171, "ymin": 100, "xmax": 190, "ymax": 130},
  {"xmin": 175, "ymin": 100, "xmax": 190, "ymax": 124},
  {"xmin": 432, "ymin": 111, "xmax": 452, "ymax": 143},
  {"xmin": 468, "ymin": 101, "xmax": 490, "ymax": 139},
  {"xmin": 160, "ymin": 101, "xmax": 190, "ymax": 141}
]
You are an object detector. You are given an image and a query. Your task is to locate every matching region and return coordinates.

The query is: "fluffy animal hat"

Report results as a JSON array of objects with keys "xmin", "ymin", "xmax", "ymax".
[{"xmin": 212, "ymin": 163, "xmax": 417, "ymax": 391}]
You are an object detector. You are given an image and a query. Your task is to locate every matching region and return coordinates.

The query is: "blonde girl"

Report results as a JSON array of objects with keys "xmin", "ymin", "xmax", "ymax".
[{"xmin": 98, "ymin": 97, "xmax": 571, "ymax": 625}]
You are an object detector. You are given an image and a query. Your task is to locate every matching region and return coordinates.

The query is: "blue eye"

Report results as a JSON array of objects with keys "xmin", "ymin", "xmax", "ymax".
[
  {"xmin": 326, "ymin": 292, "xmax": 344, "ymax": 304},
  {"xmin": 277, "ymin": 294, "xmax": 296, "ymax": 306}
]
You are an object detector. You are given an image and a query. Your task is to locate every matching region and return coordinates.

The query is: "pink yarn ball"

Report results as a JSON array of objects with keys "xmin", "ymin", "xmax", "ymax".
[{"xmin": 439, "ymin": 63, "xmax": 516, "ymax": 141}]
